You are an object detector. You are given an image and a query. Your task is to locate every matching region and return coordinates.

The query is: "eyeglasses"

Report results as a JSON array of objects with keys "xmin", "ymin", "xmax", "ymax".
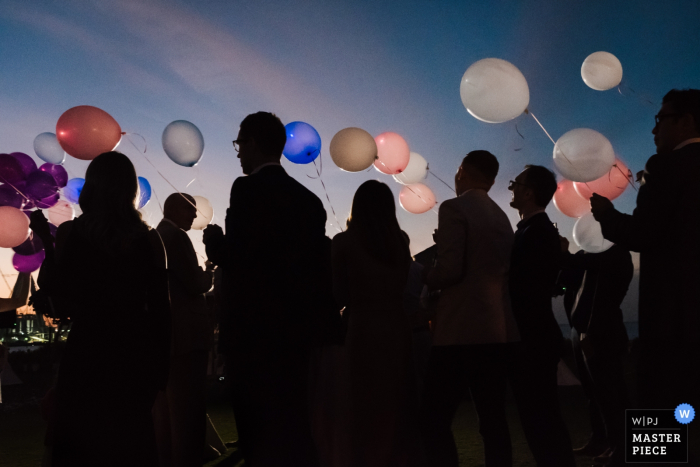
[
  {"xmin": 654, "ymin": 113, "xmax": 679, "ymax": 126},
  {"xmin": 508, "ymin": 180, "xmax": 530, "ymax": 190},
  {"xmin": 232, "ymin": 139, "xmax": 245, "ymax": 152}
]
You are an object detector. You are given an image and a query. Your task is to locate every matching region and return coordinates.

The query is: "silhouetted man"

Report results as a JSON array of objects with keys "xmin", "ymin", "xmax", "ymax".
[
  {"xmin": 204, "ymin": 112, "xmax": 325, "ymax": 467},
  {"xmin": 153, "ymin": 193, "xmax": 214, "ymax": 467},
  {"xmin": 421, "ymin": 151, "xmax": 521, "ymax": 467},
  {"xmin": 592, "ymin": 88, "xmax": 700, "ymax": 463},
  {"xmin": 508, "ymin": 165, "xmax": 575, "ymax": 467}
]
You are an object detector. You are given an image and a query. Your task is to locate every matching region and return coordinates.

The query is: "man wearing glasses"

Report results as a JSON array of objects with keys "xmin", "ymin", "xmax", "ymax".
[{"xmin": 591, "ymin": 89, "xmax": 700, "ymax": 464}]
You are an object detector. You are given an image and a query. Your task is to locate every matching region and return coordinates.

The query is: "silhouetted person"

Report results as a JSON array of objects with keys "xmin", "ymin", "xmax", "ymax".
[
  {"xmin": 153, "ymin": 193, "xmax": 214, "ymax": 467},
  {"xmin": 31, "ymin": 152, "xmax": 170, "ymax": 467},
  {"xmin": 0, "ymin": 272, "xmax": 29, "ymax": 312},
  {"xmin": 507, "ymin": 165, "xmax": 575, "ymax": 467},
  {"xmin": 421, "ymin": 151, "xmax": 520, "ymax": 467},
  {"xmin": 203, "ymin": 112, "xmax": 325, "ymax": 467},
  {"xmin": 560, "ymin": 242, "xmax": 633, "ymax": 466},
  {"xmin": 592, "ymin": 88, "xmax": 700, "ymax": 464},
  {"xmin": 331, "ymin": 180, "xmax": 419, "ymax": 467}
]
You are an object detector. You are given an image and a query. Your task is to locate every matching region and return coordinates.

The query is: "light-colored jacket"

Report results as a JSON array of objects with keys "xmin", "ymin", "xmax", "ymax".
[{"xmin": 426, "ymin": 189, "xmax": 520, "ymax": 346}]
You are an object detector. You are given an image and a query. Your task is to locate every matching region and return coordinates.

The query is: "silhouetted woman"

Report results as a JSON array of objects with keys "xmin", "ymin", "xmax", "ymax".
[
  {"xmin": 32, "ymin": 152, "xmax": 169, "ymax": 467},
  {"xmin": 331, "ymin": 180, "xmax": 419, "ymax": 467}
]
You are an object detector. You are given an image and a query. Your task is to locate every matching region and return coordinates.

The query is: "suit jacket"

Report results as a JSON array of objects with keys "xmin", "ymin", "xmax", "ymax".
[
  {"xmin": 597, "ymin": 142, "xmax": 700, "ymax": 351},
  {"xmin": 205, "ymin": 165, "xmax": 328, "ymax": 353},
  {"xmin": 509, "ymin": 212, "xmax": 562, "ymax": 355},
  {"xmin": 425, "ymin": 189, "xmax": 520, "ymax": 346},
  {"xmin": 156, "ymin": 219, "xmax": 213, "ymax": 356}
]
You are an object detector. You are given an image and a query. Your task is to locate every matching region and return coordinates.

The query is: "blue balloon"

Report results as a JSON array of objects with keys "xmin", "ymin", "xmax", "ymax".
[
  {"xmin": 137, "ymin": 177, "xmax": 151, "ymax": 209},
  {"xmin": 64, "ymin": 178, "xmax": 85, "ymax": 204},
  {"xmin": 33, "ymin": 132, "xmax": 66, "ymax": 165},
  {"xmin": 283, "ymin": 121, "xmax": 321, "ymax": 164}
]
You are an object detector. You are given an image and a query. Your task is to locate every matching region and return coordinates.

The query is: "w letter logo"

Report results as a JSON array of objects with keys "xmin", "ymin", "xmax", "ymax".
[{"xmin": 675, "ymin": 404, "xmax": 695, "ymax": 424}]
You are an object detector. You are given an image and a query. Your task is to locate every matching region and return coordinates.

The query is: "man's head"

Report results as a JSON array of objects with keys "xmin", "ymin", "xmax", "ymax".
[
  {"xmin": 234, "ymin": 112, "xmax": 287, "ymax": 175},
  {"xmin": 509, "ymin": 165, "xmax": 557, "ymax": 215},
  {"xmin": 455, "ymin": 150, "xmax": 499, "ymax": 196},
  {"xmin": 163, "ymin": 193, "xmax": 197, "ymax": 231},
  {"xmin": 653, "ymin": 89, "xmax": 700, "ymax": 154}
]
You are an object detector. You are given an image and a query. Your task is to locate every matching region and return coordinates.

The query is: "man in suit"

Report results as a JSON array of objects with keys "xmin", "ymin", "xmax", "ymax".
[
  {"xmin": 203, "ymin": 112, "xmax": 326, "ymax": 467},
  {"xmin": 508, "ymin": 165, "xmax": 575, "ymax": 467},
  {"xmin": 153, "ymin": 193, "xmax": 215, "ymax": 467},
  {"xmin": 592, "ymin": 89, "xmax": 700, "ymax": 463},
  {"xmin": 420, "ymin": 150, "xmax": 521, "ymax": 467}
]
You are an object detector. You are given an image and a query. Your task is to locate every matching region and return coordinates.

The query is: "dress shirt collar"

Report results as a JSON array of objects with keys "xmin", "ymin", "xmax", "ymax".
[
  {"xmin": 516, "ymin": 210, "xmax": 547, "ymax": 231},
  {"xmin": 251, "ymin": 161, "xmax": 282, "ymax": 175},
  {"xmin": 161, "ymin": 217, "xmax": 182, "ymax": 230},
  {"xmin": 674, "ymin": 138, "xmax": 700, "ymax": 150}
]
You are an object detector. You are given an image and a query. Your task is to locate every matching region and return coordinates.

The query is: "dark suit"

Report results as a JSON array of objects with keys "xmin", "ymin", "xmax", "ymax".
[
  {"xmin": 509, "ymin": 212, "xmax": 575, "ymax": 467},
  {"xmin": 206, "ymin": 164, "xmax": 326, "ymax": 467},
  {"xmin": 154, "ymin": 219, "xmax": 213, "ymax": 467}
]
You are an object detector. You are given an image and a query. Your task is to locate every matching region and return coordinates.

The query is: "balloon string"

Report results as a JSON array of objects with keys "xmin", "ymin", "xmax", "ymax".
[
  {"xmin": 312, "ymin": 156, "xmax": 343, "ymax": 233},
  {"xmin": 428, "ymin": 170, "xmax": 456, "ymax": 194},
  {"xmin": 617, "ymin": 82, "xmax": 658, "ymax": 108},
  {"xmin": 0, "ymin": 264, "xmax": 12, "ymax": 294},
  {"xmin": 149, "ymin": 185, "xmax": 165, "ymax": 215},
  {"xmin": 404, "ymin": 184, "xmax": 438, "ymax": 212},
  {"xmin": 0, "ymin": 174, "xmax": 31, "ymax": 202},
  {"xmin": 305, "ymin": 150, "xmax": 323, "ymax": 180},
  {"xmin": 612, "ymin": 163, "xmax": 638, "ymax": 192},
  {"xmin": 514, "ymin": 123, "xmax": 525, "ymax": 151}
]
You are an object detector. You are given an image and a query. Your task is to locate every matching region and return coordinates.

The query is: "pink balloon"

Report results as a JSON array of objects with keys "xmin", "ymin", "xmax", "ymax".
[
  {"xmin": 374, "ymin": 132, "xmax": 410, "ymax": 175},
  {"xmin": 553, "ymin": 179, "xmax": 590, "ymax": 218},
  {"xmin": 0, "ymin": 206, "xmax": 31, "ymax": 248},
  {"xmin": 574, "ymin": 159, "xmax": 631, "ymax": 201},
  {"xmin": 399, "ymin": 183, "xmax": 436, "ymax": 214},
  {"xmin": 56, "ymin": 105, "xmax": 122, "ymax": 161},
  {"xmin": 48, "ymin": 200, "xmax": 75, "ymax": 226}
]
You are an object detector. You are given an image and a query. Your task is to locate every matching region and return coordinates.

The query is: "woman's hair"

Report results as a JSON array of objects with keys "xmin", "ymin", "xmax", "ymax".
[
  {"xmin": 346, "ymin": 180, "xmax": 410, "ymax": 267},
  {"xmin": 78, "ymin": 151, "xmax": 147, "ymax": 252}
]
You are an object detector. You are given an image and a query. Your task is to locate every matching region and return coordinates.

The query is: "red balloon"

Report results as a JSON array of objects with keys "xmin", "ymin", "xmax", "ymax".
[
  {"xmin": 56, "ymin": 106, "xmax": 122, "ymax": 160},
  {"xmin": 574, "ymin": 159, "xmax": 632, "ymax": 201},
  {"xmin": 553, "ymin": 179, "xmax": 590, "ymax": 218}
]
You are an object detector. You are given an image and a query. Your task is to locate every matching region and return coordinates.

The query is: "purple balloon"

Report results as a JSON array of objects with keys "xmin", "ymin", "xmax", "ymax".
[
  {"xmin": 25, "ymin": 170, "xmax": 58, "ymax": 201},
  {"xmin": 13, "ymin": 233, "xmax": 44, "ymax": 256},
  {"xmin": 0, "ymin": 153, "xmax": 25, "ymax": 185},
  {"xmin": 36, "ymin": 193, "xmax": 60, "ymax": 209},
  {"xmin": 0, "ymin": 184, "xmax": 24, "ymax": 208},
  {"xmin": 10, "ymin": 152, "xmax": 38, "ymax": 178},
  {"xmin": 12, "ymin": 250, "xmax": 45, "ymax": 273},
  {"xmin": 39, "ymin": 163, "xmax": 68, "ymax": 188}
]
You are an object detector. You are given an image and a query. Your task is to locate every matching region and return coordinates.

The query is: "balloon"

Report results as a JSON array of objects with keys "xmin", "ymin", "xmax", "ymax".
[
  {"xmin": 137, "ymin": 177, "xmax": 151, "ymax": 210},
  {"xmin": 553, "ymin": 179, "xmax": 590, "ymax": 218},
  {"xmin": 399, "ymin": 183, "xmax": 437, "ymax": 214},
  {"xmin": 0, "ymin": 184, "xmax": 24, "ymax": 209},
  {"xmin": 574, "ymin": 159, "xmax": 631, "ymax": 201},
  {"xmin": 10, "ymin": 152, "xmax": 38, "ymax": 178},
  {"xmin": 0, "ymin": 206, "xmax": 31, "ymax": 248},
  {"xmin": 25, "ymin": 170, "xmax": 59, "ymax": 201},
  {"xmin": 553, "ymin": 128, "xmax": 615, "ymax": 182},
  {"xmin": 283, "ymin": 122, "xmax": 321, "ymax": 164},
  {"xmin": 162, "ymin": 120, "xmax": 204, "ymax": 167},
  {"xmin": 13, "ymin": 233, "xmax": 44, "ymax": 256},
  {"xmin": 0, "ymin": 153, "xmax": 25, "ymax": 185},
  {"xmin": 48, "ymin": 200, "xmax": 75, "ymax": 226},
  {"xmin": 64, "ymin": 178, "xmax": 85, "ymax": 204},
  {"xmin": 39, "ymin": 163, "xmax": 68, "ymax": 188},
  {"xmin": 12, "ymin": 250, "xmax": 45, "ymax": 273},
  {"xmin": 393, "ymin": 152, "xmax": 428, "ymax": 185},
  {"xmin": 36, "ymin": 193, "xmax": 61, "ymax": 209},
  {"xmin": 581, "ymin": 52, "xmax": 623, "ymax": 91},
  {"xmin": 34, "ymin": 132, "xmax": 66, "ymax": 165},
  {"xmin": 573, "ymin": 213, "xmax": 613, "ymax": 253},
  {"xmin": 374, "ymin": 132, "xmax": 410, "ymax": 175},
  {"xmin": 329, "ymin": 127, "xmax": 377, "ymax": 172},
  {"xmin": 460, "ymin": 58, "xmax": 530, "ymax": 124},
  {"xmin": 56, "ymin": 105, "xmax": 122, "ymax": 160},
  {"xmin": 191, "ymin": 196, "xmax": 214, "ymax": 230}
]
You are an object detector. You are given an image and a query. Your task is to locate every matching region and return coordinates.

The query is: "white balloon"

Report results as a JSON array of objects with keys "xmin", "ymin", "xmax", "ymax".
[
  {"xmin": 191, "ymin": 196, "xmax": 213, "ymax": 230},
  {"xmin": 33, "ymin": 132, "xmax": 66, "ymax": 165},
  {"xmin": 162, "ymin": 120, "xmax": 204, "ymax": 167},
  {"xmin": 460, "ymin": 58, "xmax": 530, "ymax": 124},
  {"xmin": 329, "ymin": 127, "xmax": 377, "ymax": 172},
  {"xmin": 553, "ymin": 128, "xmax": 615, "ymax": 182},
  {"xmin": 399, "ymin": 183, "xmax": 436, "ymax": 214},
  {"xmin": 581, "ymin": 52, "xmax": 623, "ymax": 91},
  {"xmin": 48, "ymin": 200, "xmax": 75, "ymax": 226},
  {"xmin": 573, "ymin": 213, "xmax": 613, "ymax": 253},
  {"xmin": 393, "ymin": 152, "xmax": 428, "ymax": 185}
]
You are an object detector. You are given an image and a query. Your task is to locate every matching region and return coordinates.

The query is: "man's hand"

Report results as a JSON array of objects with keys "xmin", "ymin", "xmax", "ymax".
[
  {"xmin": 202, "ymin": 224, "xmax": 223, "ymax": 245},
  {"xmin": 590, "ymin": 193, "xmax": 614, "ymax": 221},
  {"xmin": 29, "ymin": 210, "xmax": 52, "ymax": 244},
  {"xmin": 559, "ymin": 235, "xmax": 570, "ymax": 253}
]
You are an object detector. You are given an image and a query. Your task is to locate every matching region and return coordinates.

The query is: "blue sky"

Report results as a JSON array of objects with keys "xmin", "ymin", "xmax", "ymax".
[{"xmin": 1, "ymin": 0, "xmax": 699, "ymax": 320}]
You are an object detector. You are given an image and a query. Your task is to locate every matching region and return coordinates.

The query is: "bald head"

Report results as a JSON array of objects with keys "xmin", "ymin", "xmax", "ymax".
[{"xmin": 163, "ymin": 193, "xmax": 197, "ymax": 231}]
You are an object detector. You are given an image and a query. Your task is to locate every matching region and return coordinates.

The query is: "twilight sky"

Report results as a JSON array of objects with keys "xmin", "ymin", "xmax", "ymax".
[{"xmin": 1, "ymin": 0, "xmax": 699, "ymax": 321}]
